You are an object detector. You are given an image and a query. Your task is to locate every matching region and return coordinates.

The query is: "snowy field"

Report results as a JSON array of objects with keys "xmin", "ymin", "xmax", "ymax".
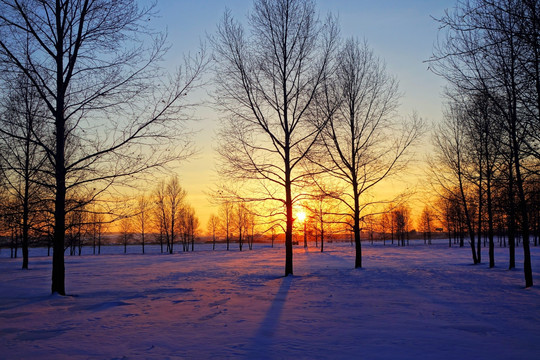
[{"xmin": 1, "ymin": 241, "xmax": 539, "ymax": 359}]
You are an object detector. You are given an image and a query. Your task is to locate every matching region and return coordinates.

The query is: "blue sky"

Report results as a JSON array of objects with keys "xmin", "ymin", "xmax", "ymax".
[
  {"xmin": 157, "ymin": 0, "xmax": 454, "ymax": 115},
  {"xmin": 150, "ymin": 0, "xmax": 457, "ymax": 226}
]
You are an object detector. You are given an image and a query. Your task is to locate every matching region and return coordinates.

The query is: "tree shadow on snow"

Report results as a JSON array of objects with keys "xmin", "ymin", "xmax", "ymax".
[{"xmin": 244, "ymin": 275, "xmax": 292, "ymax": 358}]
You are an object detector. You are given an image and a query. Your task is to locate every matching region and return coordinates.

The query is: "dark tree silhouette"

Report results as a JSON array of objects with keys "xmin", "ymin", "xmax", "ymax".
[
  {"xmin": 430, "ymin": 0, "xmax": 536, "ymax": 286},
  {"xmin": 208, "ymin": 214, "xmax": 219, "ymax": 251},
  {"xmin": 0, "ymin": 0, "xmax": 206, "ymax": 294},
  {"xmin": 0, "ymin": 74, "xmax": 48, "ymax": 269},
  {"xmin": 212, "ymin": 0, "xmax": 337, "ymax": 275},
  {"xmin": 136, "ymin": 195, "xmax": 150, "ymax": 254},
  {"xmin": 432, "ymin": 103, "xmax": 479, "ymax": 264},
  {"xmin": 315, "ymin": 38, "xmax": 420, "ymax": 268}
]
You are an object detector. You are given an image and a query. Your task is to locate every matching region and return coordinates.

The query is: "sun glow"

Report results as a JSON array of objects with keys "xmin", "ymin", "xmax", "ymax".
[{"xmin": 296, "ymin": 211, "xmax": 306, "ymax": 223}]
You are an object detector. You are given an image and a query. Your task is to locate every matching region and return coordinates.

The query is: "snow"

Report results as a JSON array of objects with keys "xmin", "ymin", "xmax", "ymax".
[{"xmin": 1, "ymin": 241, "xmax": 539, "ymax": 359}]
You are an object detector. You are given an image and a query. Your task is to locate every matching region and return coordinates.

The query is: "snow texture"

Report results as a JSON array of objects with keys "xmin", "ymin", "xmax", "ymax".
[{"xmin": 1, "ymin": 241, "xmax": 539, "ymax": 359}]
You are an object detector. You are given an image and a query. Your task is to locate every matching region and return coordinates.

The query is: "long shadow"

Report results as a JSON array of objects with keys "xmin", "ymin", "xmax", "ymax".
[{"xmin": 244, "ymin": 275, "xmax": 292, "ymax": 359}]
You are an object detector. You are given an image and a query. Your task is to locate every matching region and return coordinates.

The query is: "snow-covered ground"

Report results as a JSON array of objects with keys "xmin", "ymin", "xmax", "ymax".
[{"xmin": 1, "ymin": 241, "xmax": 539, "ymax": 359}]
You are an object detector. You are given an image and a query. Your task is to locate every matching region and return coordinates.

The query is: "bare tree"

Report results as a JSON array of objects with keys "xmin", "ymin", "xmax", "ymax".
[
  {"xmin": 181, "ymin": 204, "xmax": 198, "ymax": 252},
  {"xmin": 385, "ymin": 204, "xmax": 396, "ymax": 245},
  {"xmin": 0, "ymin": 0, "xmax": 206, "ymax": 294},
  {"xmin": 218, "ymin": 200, "xmax": 234, "ymax": 251},
  {"xmin": 379, "ymin": 212, "xmax": 391, "ymax": 246},
  {"xmin": 432, "ymin": 104, "xmax": 479, "ymax": 263},
  {"xmin": 430, "ymin": 0, "xmax": 535, "ymax": 286},
  {"xmin": 65, "ymin": 197, "xmax": 88, "ymax": 256},
  {"xmin": 212, "ymin": 0, "xmax": 337, "ymax": 275},
  {"xmin": 154, "ymin": 181, "xmax": 169, "ymax": 253},
  {"xmin": 462, "ymin": 92, "xmax": 503, "ymax": 267},
  {"xmin": 393, "ymin": 204, "xmax": 411, "ymax": 246},
  {"xmin": 136, "ymin": 194, "xmax": 150, "ymax": 254},
  {"xmin": 436, "ymin": 194, "xmax": 454, "ymax": 247},
  {"xmin": 235, "ymin": 202, "xmax": 248, "ymax": 252},
  {"xmin": 89, "ymin": 206, "xmax": 105, "ymax": 255},
  {"xmin": 0, "ymin": 73, "xmax": 48, "ymax": 269},
  {"xmin": 364, "ymin": 214, "xmax": 376, "ymax": 245},
  {"xmin": 1, "ymin": 199, "xmax": 21, "ymax": 258},
  {"xmin": 119, "ymin": 215, "xmax": 133, "ymax": 254},
  {"xmin": 270, "ymin": 225, "xmax": 278, "ymax": 248},
  {"xmin": 303, "ymin": 184, "xmax": 343, "ymax": 252},
  {"xmin": 419, "ymin": 206, "xmax": 435, "ymax": 245},
  {"xmin": 247, "ymin": 208, "xmax": 256, "ymax": 250},
  {"xmin": 155, "ymin": 176, "xmax": 187, "ymax": 254},
  {"xmin": 315, "ymin": 38, "xmax": 420, "ymax": 268},
  {"xmin": 207, "ymin": 214, "xmax": 220, "ymax": 250}
]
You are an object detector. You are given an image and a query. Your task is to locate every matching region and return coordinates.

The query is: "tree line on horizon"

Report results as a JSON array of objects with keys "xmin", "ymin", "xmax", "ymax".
[{"xmin": 0, "ymin": 174, "xmax": 202, "ymax": 255}]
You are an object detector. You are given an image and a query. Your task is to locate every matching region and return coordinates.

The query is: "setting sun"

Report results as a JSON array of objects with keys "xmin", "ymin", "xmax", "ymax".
[{"xmin": 296, "ymin": 211, "xmax": 306, "ymax": 222}]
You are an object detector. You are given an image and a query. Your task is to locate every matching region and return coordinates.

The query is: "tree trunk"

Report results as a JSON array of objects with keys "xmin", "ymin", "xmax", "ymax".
[
  {"xmin": 512, "ymin": 133, "xmax": 533, "ymax": 287},
  {"xmin": 21, "ymin": 118, "xmax": 32, "ymax": 269},
  {"xmin": 487, "ymin": 166, "xmax": 495, "ymax": 268},
  {"xmin": 285, "ymin": 174, "xmax": 293, "ymax": 276},
  {"xmin": 239, "ymin": 229, "xmax": 243, "ymax": 252},
  {"xmin": 320, "ymin": 221, "xmax": 325, "ymax": 253},
  {"xmin": 507, "ymin": 138, "xmax": 517, "ymax": 270},
  {"xmin": 303, "ymin": 223, "xmax": 307, "ymax": 249},
  {"xmin": 353, "ymin": 182, "xmax": 362, "ymax": 268},
  {"xmin": 170, "ymin": 214, "xmax": 175, "ymax": 254},
  {"xmin": 477, "ymin": 156, "xmax": 482, "ymax": 264},
  {"xmin": 458, "ymin": 166, "xmax": 478, "ymax": 264},
  {"xmin": 51, "ymin": 26, "xmax": 67, "ymax": 294},
  {"xmin": 52, "ymin": 155, "xmax": 66, "ymax": 295},
  {"xmin": 22, "ymin": 179, "xmax": 29, "ymax": 270},
  {"xmin": 284, "ymin": 116, "xmax": 293, "ymax": 276}
]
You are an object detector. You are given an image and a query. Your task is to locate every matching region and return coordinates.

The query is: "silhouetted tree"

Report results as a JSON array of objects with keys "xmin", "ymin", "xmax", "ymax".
[
  {"xmin": 89, "ymin": 207, "xmax": 105, "ymax": 255},
  {"xmin": 303, "ymin": 184, "xmax": 342, "ymax": 252},
  {"xmin": 235, "ymin": 202, "xmax": 248, "ymax": 251},
  {"xmin": 136, "ymin": 195, "xmax": 150, "ymax": 254},
  {"xmin": 119, "ymin": 216, "xmax": 133, "ymax": 254},
  {"xmin": 0, "ymin": 0, "xmax": 206, "ymax": 295},
  {"xmin": 208, "ymin": 214, "xmax": 220, "ymax": 250},
  {"xmin": 212, "ymin": 0, "xmax": 337, "ymax": 275},
  {"xmin": 0, "ymin": 73, "xmax": 48, "ymax": 269},
  {"xmin": 430, "ymin": 0, "xmax": 535, "ymax": 286},
  {"xmin": 314, "ymin": 38, "xmax": 420, "ymax": 267},
  {"xmin": 419, "ymin": 206, "xmax": 434, "ymax": 245},
  {"xmin": 393, "ymin": 205, "xmax": 411, "ymax": 246},
  {"xmin": 154, "ymin": 177, "xmax": 187, "ymax": 254},
  {"xmin": 431, "ymin": 104, "xmax": 479, "ymax": 263},
  {"xmin": 379, "ymin": 212, "xmax": 390, "ymax": 245},
  {"xmin": 180, "ymin": 204, "xmax": 198, "ymax": 252},
  {"xmin": 218, "ymin": 201, "xmax": 234, "ymax": 251}
]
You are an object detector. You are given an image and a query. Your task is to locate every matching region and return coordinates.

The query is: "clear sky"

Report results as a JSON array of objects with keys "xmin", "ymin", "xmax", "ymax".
[{"xmin": 150, "ymin": 0, "xmax": 456, "ymax": 230}]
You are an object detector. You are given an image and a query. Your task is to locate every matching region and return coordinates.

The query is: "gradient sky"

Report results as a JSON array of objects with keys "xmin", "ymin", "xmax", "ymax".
[{"xmin": 151, "ymin": 0, "xmax": 456, "ymax": 229}]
